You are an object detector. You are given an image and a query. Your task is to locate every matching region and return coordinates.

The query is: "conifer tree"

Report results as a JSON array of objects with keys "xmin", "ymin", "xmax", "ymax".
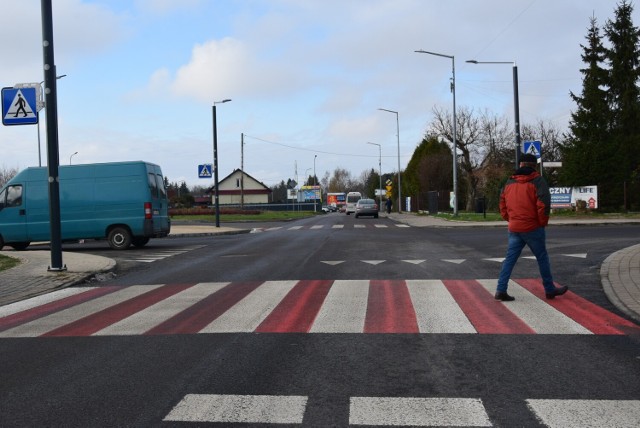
[
  {"xmin": 604, "ymin": 0, "xmax": 640, "ymax": 208},
  {"xmin": 562, "ymin": 16, "xmax": 610, "ymax": 188}
]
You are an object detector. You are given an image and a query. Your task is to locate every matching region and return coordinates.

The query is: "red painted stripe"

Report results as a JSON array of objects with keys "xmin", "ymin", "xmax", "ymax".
[
  {"xmin": 515, "ymin": 279, "xmax": 640, "ymax": 335},
  {"xmin": 364, "ymin": 280, "xmax": 418, "ymax": 333},
  {"xmin": 42, "ymin": 283, "xmax": 196, "ymax": 337},
  {"xmin": 255, "ymin": 280, "xmax": 333, "ymax": 333},
  {"xmin": 146, "ymin": 281, "xmax": 264, "ymax": 335},
  {"xmin": 0, "ymin": 286, "xmax": 121, "ymax": 333},
  {"xmin": 443, "ymin": 279, "xmax": 536, "ymax": 334}
]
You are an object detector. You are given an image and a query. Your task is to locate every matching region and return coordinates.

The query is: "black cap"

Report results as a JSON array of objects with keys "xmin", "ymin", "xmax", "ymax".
[{"xmin": 520, "ymin": 153, "xmax": 537, "ymax": 164}]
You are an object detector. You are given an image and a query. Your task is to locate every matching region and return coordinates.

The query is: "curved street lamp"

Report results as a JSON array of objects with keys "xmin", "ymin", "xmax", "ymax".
[
  {"xmin": 415, "ymin": 49, "xmax": 458, "ymax": 216},
  {"xmin": 212, "ymin": 99, "xmax": 232, "ymax": 227},
  {"xmin": 378, "ymin": 108, "xmax": 402, "ymax": 213}
]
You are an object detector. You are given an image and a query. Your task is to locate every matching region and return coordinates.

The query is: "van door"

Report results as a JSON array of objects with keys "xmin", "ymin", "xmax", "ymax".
[{"xmin": 0, "ymin": 184, "xmax": 27, "ymax": 243}]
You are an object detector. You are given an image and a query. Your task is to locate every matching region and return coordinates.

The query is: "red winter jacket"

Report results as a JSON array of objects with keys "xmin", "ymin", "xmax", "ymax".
[{"xmin": 499, "ymin": 167, "xmax": 551, "ymax": 232}]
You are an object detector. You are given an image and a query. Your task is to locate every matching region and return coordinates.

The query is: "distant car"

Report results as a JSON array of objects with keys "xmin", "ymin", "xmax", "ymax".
[{"xmin": 354, "ymin": 198, "xmax": 378, "ymax": 218}]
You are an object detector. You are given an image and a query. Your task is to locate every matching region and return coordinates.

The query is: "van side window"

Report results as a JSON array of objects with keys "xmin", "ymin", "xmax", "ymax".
[
  {"xmin": 148, "ymin": 173, "xmax": 159, "ymax": 198},
  {"xmin": 155, "ymin": 174, "xmax": 167, "ymax": 199},
  {"xmin": 6, "ymin": 185, "xmax": 23, "ymax": 207}
]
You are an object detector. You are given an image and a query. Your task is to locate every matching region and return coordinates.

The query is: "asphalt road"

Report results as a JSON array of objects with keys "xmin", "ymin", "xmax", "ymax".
[{"xmin": 1, "ymin": 214, "xmax": 639, "ymax": 427}]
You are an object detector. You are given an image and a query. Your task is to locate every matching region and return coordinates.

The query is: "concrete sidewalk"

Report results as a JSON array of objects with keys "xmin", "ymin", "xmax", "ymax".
[
  {"xmin": 0, "ymin": 225, "xmax": 248, "ymax": 306},
  {"xmin": 0, "ymin": 216, "xmax": 639, "ymax": 323}
]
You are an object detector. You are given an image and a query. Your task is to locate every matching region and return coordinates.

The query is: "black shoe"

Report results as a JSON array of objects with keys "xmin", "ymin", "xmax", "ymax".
[
  {"xmin": 545, "ymin": 285, "xmax": 568, "ymax": 300},
  {"xmin": 495, "ymin": 292, "xmax": 515, "ymax": 301}
]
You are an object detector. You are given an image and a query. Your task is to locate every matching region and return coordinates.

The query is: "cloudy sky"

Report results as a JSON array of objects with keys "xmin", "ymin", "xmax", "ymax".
[{"xmin": 0, "ymin": 0, "xmax": 635, "ymax": 189}]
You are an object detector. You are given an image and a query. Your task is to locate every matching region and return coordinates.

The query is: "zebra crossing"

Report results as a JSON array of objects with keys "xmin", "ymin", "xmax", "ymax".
[
  {"xmin": 114, "ymin": 244, "xmax": 205, "ymax": 263},
  {"xmin": 252, "ymin": 223, "xmax": 411, "ymax": 232},
  {"xmin": 0, "ymin": 278, "xmax": 637, "ymax": 337},
  {"xmin": 163, "ymin": 394, "xmax": 640, "ymax": 427}
]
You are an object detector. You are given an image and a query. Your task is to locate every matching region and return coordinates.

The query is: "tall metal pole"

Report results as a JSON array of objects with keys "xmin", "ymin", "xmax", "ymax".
[
  {"xmin": 212, "ymin": 104, "xmax": 220, "ymax": 227},
  {"xmin": 378, "ymin": 108, "xmax": 401, "ymax": 213},
  {"xmin": 240, "ymin": 132, "xmax": 244, "ymax": 210},
  {"xmin": 41, "ymin": 0, "xmax": 65, "ymax": 271},
  {"xmin": 313, "ymin": 154, "xmax": 317, "ymax": 212},
  {"xmin": 451, "ymin": 57, "xmax": 458, "ymax": 216},
  {"xmin": 466, "ymin": 60, "xmax": 521, "ymax": 168},
  {"xmin": 367, "ymin": 142, "xmax": 382, "ymax": 210},
  {"xmin": 211, "ymin": 99, "xmax": 231, "ymax": 227},
  {"xmin": 512, "ymin": 64, "xmax": 521, "ymax": 167},
  {"xmin": 415, "ymin": 50, "xmax": 458, "ymax": 216}
]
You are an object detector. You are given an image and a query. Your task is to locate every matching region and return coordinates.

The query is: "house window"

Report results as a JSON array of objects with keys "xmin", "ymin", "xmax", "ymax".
[{"xmin": 236, "ymin": 178, "xmax": 240, "ymax": 188}]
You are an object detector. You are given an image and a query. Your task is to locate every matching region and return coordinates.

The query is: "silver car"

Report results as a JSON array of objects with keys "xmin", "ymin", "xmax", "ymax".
[{"xmin": 354, "ymin": 198, "xmax": 378, "ymax": 218}]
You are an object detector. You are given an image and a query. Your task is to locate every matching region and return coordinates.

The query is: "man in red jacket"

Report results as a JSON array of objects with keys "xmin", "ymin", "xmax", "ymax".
[{"xmin": 495, "ymin": 153, "xmax": 568, "ymax": 301}]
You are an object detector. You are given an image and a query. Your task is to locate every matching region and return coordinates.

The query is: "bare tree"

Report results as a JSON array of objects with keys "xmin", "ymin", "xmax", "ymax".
[
  {"xmin": 427, "ymin": 106, "xmax": 512, "ymax": 210},
  {"xmin": 0, "ymin": 165, "xmax": 19, "ymax": 188}
]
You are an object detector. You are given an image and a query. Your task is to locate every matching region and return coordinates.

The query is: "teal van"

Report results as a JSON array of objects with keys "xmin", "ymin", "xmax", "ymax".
[{"xmin": 0, "ymin": 161, "xmax": 170, "ymax": 250}]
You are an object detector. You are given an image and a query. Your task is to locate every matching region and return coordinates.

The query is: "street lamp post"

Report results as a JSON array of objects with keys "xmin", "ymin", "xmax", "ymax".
[
  {"xmin": 378, "ymin": 108, "xmax": 401, "ymax": 213},
  {"xmin": 37, "ymin": 74, "xmax": 66, "ymax": 167},
  {"xmin": 69, "ymin": 151, "xmax": 77, "ymax": 165},
  {"xmin": 212, "ymin": 99, "xmax": 231, "ymax": 228},
  {"xmin": 466, "ymin": 60, "xmax": 521, "ymax": 167},
  {"xmin": 415, "ymin": 50, "xmax": 458, "ymax": 216},
  {"xmin": 367, "ymin": 142, "xmax": 382, "ymax": 211},
  {"xmin": 313, "ymin": 154, "xmax": 317, "ymax": 212}
]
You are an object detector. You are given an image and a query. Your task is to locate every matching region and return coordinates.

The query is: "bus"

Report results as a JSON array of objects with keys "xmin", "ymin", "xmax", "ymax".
[
  {"xmin": 345, "ymin": 191, "xmax": 362, "ymax": 215},
  {"xmin": 326, "ymin": 192, "xmax": 346, "ymax": 211}
]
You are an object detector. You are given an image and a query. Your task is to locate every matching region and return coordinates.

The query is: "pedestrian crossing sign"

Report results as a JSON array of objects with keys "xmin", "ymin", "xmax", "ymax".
[
  {"xmin": 523, "ymin": 140, "xmax": 541, "ymax": 159},
  {"xmin": 2, "ymin": 87, "xmax": 38, "ymax": 126},
  {"xmin": 198, "ymin": 164, "xmax": 213, "ymax": 178}
]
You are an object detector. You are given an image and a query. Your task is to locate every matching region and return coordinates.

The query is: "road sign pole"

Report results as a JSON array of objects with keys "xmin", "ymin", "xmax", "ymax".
[{"xmin": 41, "ymin": 0, "xmax": 65, "ymax": 271}]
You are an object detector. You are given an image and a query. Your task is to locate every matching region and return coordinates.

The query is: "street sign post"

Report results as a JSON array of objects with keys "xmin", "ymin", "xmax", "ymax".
[{"xmin": 2, "ymin": 86, "xmax": 39, "ymax": 126}]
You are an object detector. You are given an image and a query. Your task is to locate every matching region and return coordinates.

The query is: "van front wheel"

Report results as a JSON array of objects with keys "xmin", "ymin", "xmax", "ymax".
[
  {"xmin": 10, "ymin": 242, "xmax": 30, "ymax": 251},
  {"xmin": 108, "ymin": 227, "xmax": 132, "ymax": 250}
]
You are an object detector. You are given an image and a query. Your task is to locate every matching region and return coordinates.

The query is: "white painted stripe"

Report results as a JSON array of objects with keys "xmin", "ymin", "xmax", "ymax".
[
  {"xmin": 95, "ymin": 282, "xmax": 229, "ymax": 336},
  {"xmin": 0, "ymin": 284, "xmax": 166, "ymax": 337},
  {"xmin": 374, "ymin": 224, "xmax": 388, "ymax": 228},
  {"xmin": 354, "ymin": 224, "xmax": 366, "ymax": 228},
  {"xmin": 395, "ymin": 224, "xmax": 410, "ymax": 227},
  {"xmin": 129, "ymin": 259, "xmax": 157, "ymax": 263},
  {"xmin": 332, "ymin": 224, "xmax": 344, "ymax": 229},
  {"xmin": 0, "ymin": 287, "xmax": 97, "ymax": 318},
  {"xmin": 288, "ymin": 226, "xmax": 303, "ymax": 230},
  {"xmin": 311, "ymin": 225, "xmax": 323, "ymax": 229},
  {"xmin": 476, "ymin": 279, "xmax": 591, "ymax": 334},
  {"xmin": 407, "ymin": 280, "xmax": 476, "ymax": 333},
  {"xmin": 164, "ymin": 394, "xmax": 307, "ymax": 424},
  {"xmin": 321, "ymin": 261, "xmax": 344, "ymax": 265},
  {"xmin": 564, "ymin": 253, "xmax": 587, "ymax": 258},
  {"xmin": 266, "ymin": 226, "xmax": 282, "ymax": 231},
  {"xmin": 362, "ymin": 260, "xmax": 385, "ymax": 265},
  {"xmin": 349, "ymin": 397, "xmax": 492, "ymax": 426},
  {"xmin": 484, "ymin": 258, "xmax": 505, "ymax": 262},
  {"xmin": 200, "ymin": 281, "xmax": 298, "ymax": 333},
  {"xmin": 402, "ymin": 260, "xmax": 425, "ymax": 265},
  {"xmin": 310, "ymin": 280, "xmax": 369, "ymax": 333},
  {"xmin": 443, "ymin": 259, "xmax": 466, "ymax": 264},
  {"xmin": 526, "ymin": 399, "xmax": 640, "ymax": 428}
]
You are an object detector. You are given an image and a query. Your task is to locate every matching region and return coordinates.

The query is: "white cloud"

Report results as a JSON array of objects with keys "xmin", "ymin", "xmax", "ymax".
[{"xmin": 169, "ymin": 37, "xmax": 305, "ymax": 102}]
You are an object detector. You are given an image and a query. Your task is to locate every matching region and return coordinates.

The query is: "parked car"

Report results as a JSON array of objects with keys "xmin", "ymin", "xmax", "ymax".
[{"xmin": 354, "ymin": 198, "xmax": 378, "ymax": 218}]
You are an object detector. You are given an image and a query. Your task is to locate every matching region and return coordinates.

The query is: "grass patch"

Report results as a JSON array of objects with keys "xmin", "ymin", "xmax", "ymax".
[{"xmin": 0, "ymin": 254, "xmax": 21, "ymax": 272}]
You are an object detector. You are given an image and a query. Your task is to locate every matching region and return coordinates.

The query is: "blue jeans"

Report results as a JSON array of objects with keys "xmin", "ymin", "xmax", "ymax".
[{"xmin": 497, "ymin": 227, "xmax": 555, "ymax": 293}]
